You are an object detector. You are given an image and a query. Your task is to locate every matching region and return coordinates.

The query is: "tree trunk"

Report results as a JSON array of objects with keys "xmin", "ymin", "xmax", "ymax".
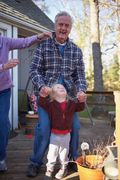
[
  {"xmin": 89, "ymin": 0, "xmax": 104, "ymax": 91},
  {"xmin": 89, "ymin": 0, "xmax": 107, "ymax": 117}
]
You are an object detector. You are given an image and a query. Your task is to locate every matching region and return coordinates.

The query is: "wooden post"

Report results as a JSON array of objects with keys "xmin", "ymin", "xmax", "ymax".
[{"xmin": 114, "ymin": 91, "xmax": 120, "ymax": 180}]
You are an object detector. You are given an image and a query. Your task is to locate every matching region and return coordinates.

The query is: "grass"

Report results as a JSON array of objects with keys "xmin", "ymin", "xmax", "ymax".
[
  {"xmin": 78, "ymin": 105, "xmax": 115, "ymax": 118},
  {"xmin": 79, "ymin": 106, "xmax": 93, "ymax": 118}
]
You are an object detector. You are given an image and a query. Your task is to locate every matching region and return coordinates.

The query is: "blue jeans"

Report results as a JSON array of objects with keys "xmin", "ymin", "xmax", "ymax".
[
  {"xmin": 30, "ymin": 107, "xmax": 51, "ymax": 166},
  {"xmin": 30, "ymin": 108, "xmax": 80, "ymax": 166},
  {"xmin": 0, "ymin": 88, "xmax": 11, "ymax": 161}
]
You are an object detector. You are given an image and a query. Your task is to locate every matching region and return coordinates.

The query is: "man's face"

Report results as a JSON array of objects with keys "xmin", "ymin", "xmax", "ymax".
[
  {"xmin": 55, "ymin": 15, "xmax": 72, "ymax": 44},
  {"xmin": 52, "ymin": 84, "xmax": 67, "ymax": 99}
]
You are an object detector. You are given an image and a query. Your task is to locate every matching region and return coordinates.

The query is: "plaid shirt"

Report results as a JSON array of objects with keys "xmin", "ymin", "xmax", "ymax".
[{"xmin": 29, "ymin": 32, "xmax": 87, "ymax": 97}]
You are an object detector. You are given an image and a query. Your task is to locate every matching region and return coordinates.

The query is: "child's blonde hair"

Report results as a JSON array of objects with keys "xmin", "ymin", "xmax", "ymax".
[{"xmin": 49, "ymin": 83, "xmax": 69, "ymax": 101}]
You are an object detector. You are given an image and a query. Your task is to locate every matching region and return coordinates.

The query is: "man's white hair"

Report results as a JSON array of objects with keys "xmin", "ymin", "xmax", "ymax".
[{"xmin": 54, "ymin": 11, "xmax": 73, "ymax": 25}]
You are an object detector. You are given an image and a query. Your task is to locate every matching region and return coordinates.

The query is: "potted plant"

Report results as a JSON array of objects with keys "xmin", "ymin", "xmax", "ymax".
[{"xmin": 76, "ymin": 141, "xmax": 111, "ymax": 180}]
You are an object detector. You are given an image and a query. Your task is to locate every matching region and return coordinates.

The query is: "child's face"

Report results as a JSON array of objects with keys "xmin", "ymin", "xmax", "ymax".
[{"xmin": 52, "ymin": 84, "xmax": 67, "ymax": 99}]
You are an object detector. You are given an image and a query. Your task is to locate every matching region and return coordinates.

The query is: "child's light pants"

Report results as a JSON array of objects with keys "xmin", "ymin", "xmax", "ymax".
[{"xmin": 46, "ymin": 133, "xmax": 70, "ymax": 172}]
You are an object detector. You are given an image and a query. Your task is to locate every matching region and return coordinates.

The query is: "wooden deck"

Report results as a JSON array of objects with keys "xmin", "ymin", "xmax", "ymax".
[
  {"xmin": 0, "ymin": 118, "xmax": 114, "ymax": 180},
  {"xmin": 0, "ymin": 132, "xmax": 79, "ymax": 180}
]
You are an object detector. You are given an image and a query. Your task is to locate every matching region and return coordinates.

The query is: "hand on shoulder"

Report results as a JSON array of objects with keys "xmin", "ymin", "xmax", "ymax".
[{"xmin": 37, "ymin": 32, "xmax": 52, "ymax": 41}]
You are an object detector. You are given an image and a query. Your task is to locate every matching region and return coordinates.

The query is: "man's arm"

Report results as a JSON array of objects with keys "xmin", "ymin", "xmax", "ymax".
[
  {"xmin": 29, "ymin": 43, "xmax": 45, "ymax": 91},
  {"xmin": 72, "ymin": 48, "xmax": 87, "ymax": 93}
]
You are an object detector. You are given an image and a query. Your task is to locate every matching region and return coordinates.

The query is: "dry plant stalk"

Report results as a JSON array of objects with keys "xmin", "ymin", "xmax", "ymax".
[{"xmin": 80, "ymin": 136, "xmax": 113, "ymax": 169}]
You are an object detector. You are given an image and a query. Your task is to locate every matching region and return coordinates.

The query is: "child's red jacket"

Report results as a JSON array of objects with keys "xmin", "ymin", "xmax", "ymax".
[{"xmin": 39, "ymin": 97, "xmax": 85, "ymax": 133}]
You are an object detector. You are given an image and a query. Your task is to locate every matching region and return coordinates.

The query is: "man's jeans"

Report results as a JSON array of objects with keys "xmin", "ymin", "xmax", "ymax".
[
  {"xmin": 30, "ymin": 107, "xmax": 51, "ymax": 166},
  {"xmin": 0, "ymin": 88, "xmax": 11, "ymax": 161},
  {"xmin": 30, "ymin": 108, "xmax": 80, "ymax": 166}
]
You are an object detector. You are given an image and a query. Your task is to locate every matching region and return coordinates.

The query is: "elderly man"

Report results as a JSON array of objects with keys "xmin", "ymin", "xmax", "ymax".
[{"xmin": 27, "ymin": 11, "xmax": 87, "ymax": 177}]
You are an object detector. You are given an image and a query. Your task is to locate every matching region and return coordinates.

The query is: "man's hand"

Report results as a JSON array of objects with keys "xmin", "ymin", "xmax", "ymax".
[
  {"xmin": 3, "ymin": 59, "xmax": 19, "ymax": 70},
  {"xmin": 39, "ymin": 86, "xmax": 52, "ymax": 97},
  {"xmin": 37, "ymin": 32, "xmax": 52, "ymax": 41},
  {"xmin": 77, "ymin": 91, "xmax": 87, "ymax": 102}
]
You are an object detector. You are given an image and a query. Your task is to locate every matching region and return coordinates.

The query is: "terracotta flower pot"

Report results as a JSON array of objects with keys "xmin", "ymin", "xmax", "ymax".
[{"xmin": 76, "ymin": 155, "xmax": 105, "ymax": 180}]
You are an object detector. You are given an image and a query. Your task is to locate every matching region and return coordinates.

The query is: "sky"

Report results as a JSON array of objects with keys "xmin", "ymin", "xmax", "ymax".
[{"xmin": 33, "ymin": 0, "xmax": 83, "ymax": 21}]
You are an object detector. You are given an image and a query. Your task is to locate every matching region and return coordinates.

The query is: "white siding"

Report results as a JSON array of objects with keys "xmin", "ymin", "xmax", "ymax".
[{"xmin": 18, "ymin": 45, "xmax": 36, "ymax": 91}]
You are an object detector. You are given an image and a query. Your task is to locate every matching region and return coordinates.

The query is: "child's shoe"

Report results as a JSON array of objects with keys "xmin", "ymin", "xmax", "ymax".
[
  {"xmin": 44, "ymin": 170, "xmax": 53, "ymax": 180},
  {"xmin": 55, "ymin": 169, "xmax": 68, "ymax": 179}
]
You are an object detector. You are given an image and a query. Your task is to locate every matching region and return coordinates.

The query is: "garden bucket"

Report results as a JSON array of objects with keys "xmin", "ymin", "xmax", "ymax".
[{"xmin": 76, "ymin": 155, "xmax": 105, "ymax": 180}]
